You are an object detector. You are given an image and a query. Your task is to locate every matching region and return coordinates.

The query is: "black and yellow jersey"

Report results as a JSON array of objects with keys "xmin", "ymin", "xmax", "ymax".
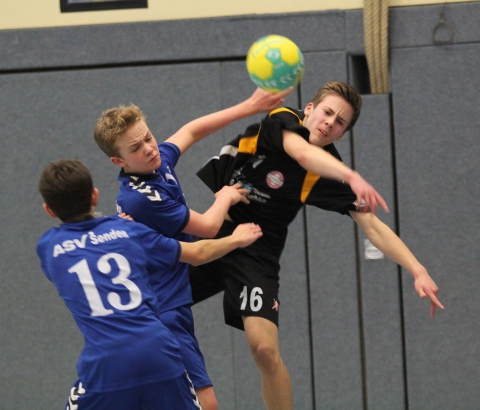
[{"xmin": 197, "ymin": 107, "xmax": 357, "ymax": 240}]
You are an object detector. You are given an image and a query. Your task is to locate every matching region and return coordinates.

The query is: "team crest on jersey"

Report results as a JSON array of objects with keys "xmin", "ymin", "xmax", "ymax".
[
  {"xmin": 272, "ymin": 299, "xmax": 279, "ymax": 312},
  {"xmin": 266, "ymin": 171, "xmax": 284, "ymax": 189}
]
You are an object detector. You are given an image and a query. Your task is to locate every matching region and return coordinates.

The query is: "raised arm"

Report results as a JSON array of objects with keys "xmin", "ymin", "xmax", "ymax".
[
  {"xmin": 283, "ymin": 130, "xmax": 389, "ymax": 214},
  {"xmin": 350, "ymin": 211, "xmax": 444, "ymax": 316},
  {"xmin": 179, "ymin": 223, "xmax": 262, "ymax": 266},
  {"xmin": 165, "ymin": 87, "xmax": 294, "ymax": 154}
]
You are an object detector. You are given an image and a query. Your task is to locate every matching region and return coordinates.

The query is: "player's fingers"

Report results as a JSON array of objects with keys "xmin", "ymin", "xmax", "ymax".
[
  {"xmin": 366, "ymin": 192, "xmax": 378, "ymax": 214},
  {"xmin": 239, "ymin": 196, "xmax": 251, "ymax": 205},
  {"xmin": 375, "ymin": 192, "xmax": 389, "ymax": 213},
  {"xmin": 430, "ymin": 301, "xmax": 437, "ymax": 317},
  {"xmin": 276, "ymin": 86, "xmax": 294, "ymax": 98},
  {"xmin": 428, "ymin": 291, "xmax": 444, "ymax": 310}
]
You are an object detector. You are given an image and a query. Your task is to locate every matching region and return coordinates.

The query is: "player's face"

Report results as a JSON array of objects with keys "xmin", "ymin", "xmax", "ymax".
[
  {"xmin": 111, "ymin": 120, "xmax": 161, "ymax": 174},
  {"xmin": 303, "ymin": 94, "xmax": 353, "ymax": 148}
]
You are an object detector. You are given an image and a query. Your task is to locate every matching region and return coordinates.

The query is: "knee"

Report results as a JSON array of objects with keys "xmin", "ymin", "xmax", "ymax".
[{"xmin": 250, "ymin": 340, "xmax": 281, "ymax": 371}]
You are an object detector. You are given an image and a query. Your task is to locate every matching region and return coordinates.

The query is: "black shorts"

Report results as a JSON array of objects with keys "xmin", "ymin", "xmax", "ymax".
[{"xmin": 189, "ymin": 220, "xmax": 284, "ymax": 331}]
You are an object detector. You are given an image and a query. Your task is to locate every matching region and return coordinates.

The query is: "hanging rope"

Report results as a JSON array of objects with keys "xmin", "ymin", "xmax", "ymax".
[{"xmin": 363, "ymin": 0, "xmax": 389, "ymax": 94}]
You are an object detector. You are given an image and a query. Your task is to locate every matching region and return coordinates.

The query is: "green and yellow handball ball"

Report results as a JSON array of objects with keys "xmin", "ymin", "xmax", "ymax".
[{"xmin": 246, "ymin": 35, "xmax": 305, "ymax": 93}]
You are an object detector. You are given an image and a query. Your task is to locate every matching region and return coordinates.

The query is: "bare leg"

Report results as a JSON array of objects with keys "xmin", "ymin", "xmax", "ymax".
[
  {"xmin": 196, "ymin": 385, "xmax": 218, "ymax": 410},
  {"xmin": 243, "ymin": 316, "xmax": 293, "ymax": 410}
]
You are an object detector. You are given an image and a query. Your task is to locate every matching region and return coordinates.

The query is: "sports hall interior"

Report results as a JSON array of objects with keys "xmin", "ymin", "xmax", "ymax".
[{"xmin": 1, "ymin": 1, "xmax": 478, "ymax": 409}]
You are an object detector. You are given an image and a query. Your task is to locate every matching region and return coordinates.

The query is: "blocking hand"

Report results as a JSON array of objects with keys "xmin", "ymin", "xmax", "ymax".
[
  {"xmin": 231, "ymin": 223, "xmax": 263, "ymax": 248},
  {"xmin": 214, "ymin": 183, "xmax": 251, "ymax": 206},
  {"xmin": 245, "ymin": 87, "xmax": 295, "ymax": 115}
]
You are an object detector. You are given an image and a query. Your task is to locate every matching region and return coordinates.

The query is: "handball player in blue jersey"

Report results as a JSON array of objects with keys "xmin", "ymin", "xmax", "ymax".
[
  {"xmin": 36, "ymin": 159, "xmax": 262, "ymax": 410},
  {"xmin": 93, "ymin": 87, "xmax": 298, "ymax": 409}
]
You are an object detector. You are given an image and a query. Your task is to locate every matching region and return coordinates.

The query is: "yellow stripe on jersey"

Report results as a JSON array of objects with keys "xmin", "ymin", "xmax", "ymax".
[
  {"xmin": 238, "ymin": 131, "xmax": 260, "ymax": 154},
  {"xmin": 269, "ymin": 108, "xmax": 303, "ymax": 125},
  {"xmin": 301, "ymin": 171, "xmax": 321, "ymax": 203}
]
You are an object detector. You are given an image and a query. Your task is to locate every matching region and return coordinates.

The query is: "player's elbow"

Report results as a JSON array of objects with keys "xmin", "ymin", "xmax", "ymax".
[
  {"xmin": 189, "ymin": 246, "xmax": 210, "ymax": 266},
  {"xmin": 292, "ymin": 149, "xmax": 311, "ymax": 169},
  {"xmin": 201, "ymin": 222, "xmax": 221, "ymax": 238}
]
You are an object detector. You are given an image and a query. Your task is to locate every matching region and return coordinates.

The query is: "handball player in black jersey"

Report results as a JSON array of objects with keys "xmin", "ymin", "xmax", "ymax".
[{"xmin": 190, "ymin": 81, "xmax": 443, "ymax": 410}]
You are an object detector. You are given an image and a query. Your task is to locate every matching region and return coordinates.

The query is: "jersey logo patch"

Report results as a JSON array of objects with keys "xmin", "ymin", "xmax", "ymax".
[
  {"xmin": 129, "ymin": 176, "xmax": 162, "ymax": 202},
  {"xmin": 272, "ymin": 299, "xmax": 279, "ymax": 312},
  {"xmin": 266, "ymin": 171, "xmax": 284, "ymax": 189}
]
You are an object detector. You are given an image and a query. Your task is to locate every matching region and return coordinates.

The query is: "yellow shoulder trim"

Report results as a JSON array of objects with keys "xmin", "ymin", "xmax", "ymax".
[
  {"xmin": 238, "ymin": 130, "xmax": 260, "ymax": 154},
  {"xmin": 269, "ymin": 107, "xmax": 303, "ymax": 125},
  {"xmin": 301, "ymin": 171, "xmax": 321, "ymax": 203}
]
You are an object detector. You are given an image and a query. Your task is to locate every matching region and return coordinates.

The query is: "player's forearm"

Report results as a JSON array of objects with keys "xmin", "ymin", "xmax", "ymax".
[
  {"xmin": 353, "ymin": 212, "xmax": 426, "ymax": 278},
  {"xmin": 182, "ymin": 101, "xmax": 257, "ymax": 144},
  {"xmin": 296, "ymin": 144, "xmax": 356, "ymax": 183},
  {"xmin": 185, "ymin": 236, "xmax": 239, "ymax": 266},
  {"xmin": 191, "ymin": 196, "xmax": 232, "ymax": 238}
]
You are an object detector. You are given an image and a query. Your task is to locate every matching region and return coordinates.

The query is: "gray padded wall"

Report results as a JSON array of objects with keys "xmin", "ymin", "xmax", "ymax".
[
  {"xmin": 2, "ymin": 2, "xmax": 480, "ymax": 409},
  {"xmin": 390, "ymin": 14, "xmax": 480, "ymax": 409},
  {"xmin": 0, "ymin": 63, "xmax": 228, "ymax": 408},
  {"xmin": 301, "ymin": 51, "xmax": 364, "ymax": 408},
  {"xmin": 353, "ymin": 95, "xmax": 404, "ymax": 409}
]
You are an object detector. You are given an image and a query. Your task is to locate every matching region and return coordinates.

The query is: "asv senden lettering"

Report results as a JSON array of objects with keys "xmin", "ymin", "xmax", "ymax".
[{"xmin": 52, "ymin": 229, "xmax": 129, "ymax": 258}]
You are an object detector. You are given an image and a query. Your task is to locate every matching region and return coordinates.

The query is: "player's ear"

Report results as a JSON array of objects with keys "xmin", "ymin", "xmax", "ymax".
[
  {"xmin": 91, "ymin": 188, "xmax": 99, "ymax": 207},
  {"xmin": 43, "ymin": 203, "xmax": 57, "ymax": 219},
  {"xmin": 110, "ymin": 156, "xmax": 126, "ymax": 168},
  {"xmin": 303, "ymin": 102, "xmax": 314, "ymax": 116}
]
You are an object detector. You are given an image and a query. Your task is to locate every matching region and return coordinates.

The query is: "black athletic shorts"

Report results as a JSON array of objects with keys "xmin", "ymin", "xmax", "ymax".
[{"xmin": 189, "ymin": 220, "xmax": 285, "ymax": 331}]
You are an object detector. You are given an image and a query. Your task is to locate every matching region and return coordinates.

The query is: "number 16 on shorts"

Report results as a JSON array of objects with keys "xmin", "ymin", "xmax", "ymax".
[{"xmin": 240, "ymin": 286, "xmax": 263, "ymax": 312}]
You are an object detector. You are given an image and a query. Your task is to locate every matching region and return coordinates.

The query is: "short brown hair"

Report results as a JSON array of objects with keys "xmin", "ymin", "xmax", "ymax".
[
  {"xmin": 93, "ymin": 104, "xmax": 146, "ymax": 157},
  {"xmin": 309, "ymin": 82, "xmax": 362, "ymax": 132},
  {"xmin": 39, "ymin": 159, "xmax": 93, "ymax": 222}
]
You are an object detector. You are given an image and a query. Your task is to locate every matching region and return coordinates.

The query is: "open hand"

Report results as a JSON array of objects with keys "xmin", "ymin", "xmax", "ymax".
[
  {"xmin": 245, "ymin": 87, "xmax": 295, "ymax": 115},
  {"xmin": 232, "ymin": 222, "xmax": 263, "ymax": 247}
]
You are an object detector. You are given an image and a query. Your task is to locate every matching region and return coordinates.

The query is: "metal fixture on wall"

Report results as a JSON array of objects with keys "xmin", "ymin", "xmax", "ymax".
[
  {"xmin": 363, "ymin": 0, "xmax": 389, "ymax": 94},
  {"xmin": 432, "ymin": 4, "xmax": 454, "ymax": 45}
]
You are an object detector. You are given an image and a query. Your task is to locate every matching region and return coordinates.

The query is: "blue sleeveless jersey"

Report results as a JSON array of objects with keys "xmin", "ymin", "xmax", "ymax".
[
  {"xmin": 116, "ymin": 142, "xmax": 193, "ymax": 313},
  {"xmin": 36, "ymin": 216, "xmax": 185, "ymax": 392}
]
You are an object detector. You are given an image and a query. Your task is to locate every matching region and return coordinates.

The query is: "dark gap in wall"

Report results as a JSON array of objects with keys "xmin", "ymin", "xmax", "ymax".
[
  {"xmin": 298, "ymin": 84, "xmax": 318, "ymax": 410},
  {"xmin": 0, "ymin": 56, "xmax": 247, "ymax": 76},
  {"xmin": 349, "ymin": 128, "xmax": 369, "ymax": 410},
  {"xmin": 349, "ymin": 55, "xmax": 371, "ymax": 95},
  {"xmin": 301, "ymin": 207, "xmax": 317, "ymax": 410},
  {"xmin": 388, "ymin": 93, "xmax": 409, "ymax": 410},
  {"xmin": 347, "ymin": 52, "xmax": 368, "ymax": 410}
]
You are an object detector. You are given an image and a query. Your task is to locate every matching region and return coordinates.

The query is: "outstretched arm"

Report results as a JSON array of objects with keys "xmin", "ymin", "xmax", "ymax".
[
  {"xmin": 283, "ymin": 130, "xmax": 389, "ymax": 214},
  {"xmin": 179, "ymin": 223, "xmax": 262, "ymax": 266},
  {"xmin": 165, "ymin": 87, "xmax": 294, "ymax": 154},
  {"xmin": 183, "ymin": 183, "xmax": 250, "ymax": 238},
  {"xmin": 350, "ymin": 211, "xmax": 444, "ymax": 317}
]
